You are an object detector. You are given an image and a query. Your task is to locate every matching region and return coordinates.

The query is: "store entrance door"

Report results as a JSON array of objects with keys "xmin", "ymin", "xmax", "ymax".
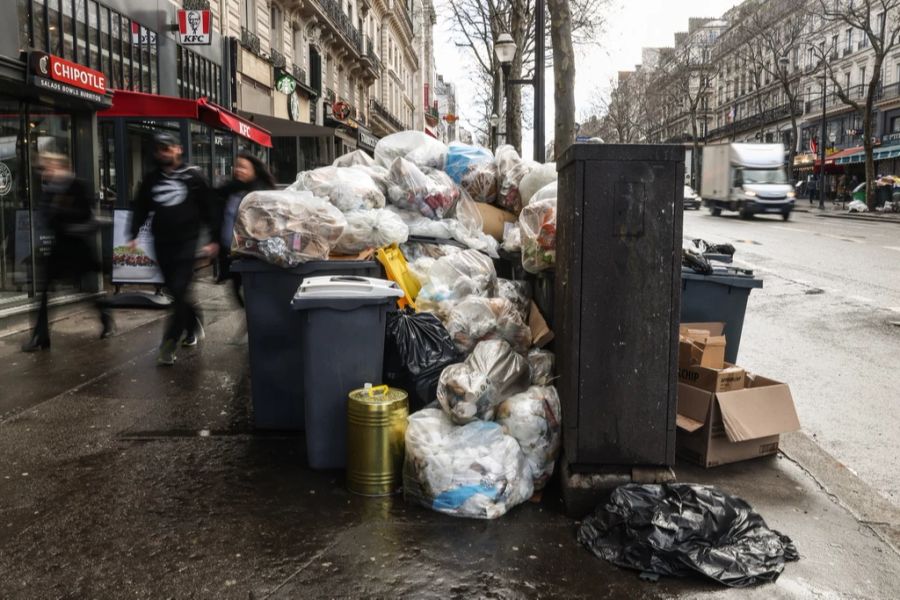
[{"xmin": 0, "ymin": 100, "xmax": 30, "ymax": 307}]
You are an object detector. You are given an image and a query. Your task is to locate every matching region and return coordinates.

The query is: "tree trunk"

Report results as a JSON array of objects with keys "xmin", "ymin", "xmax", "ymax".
[
  {"xmin": 788, "ymin": 106, "xmax": 798, "ymax": 183},
  {"xmin": 863, "ymin": 104, "xmax": 876, "ymax": 210},
  {"xmin": 548, "ymin": 0, "xmax": 576, "ymax": 159},
  {"xmin": 507, "ymin": 0, "xmax": 527, "ymax": 154},
  {"xmin": 691, "ymin": 113, "xmax": 700, "ymax": 189}
]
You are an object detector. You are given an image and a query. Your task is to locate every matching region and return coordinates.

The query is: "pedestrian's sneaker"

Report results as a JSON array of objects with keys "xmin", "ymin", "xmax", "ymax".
[
  {"xmin": 182, "ymin": 318, "xmax": 205, "ymax": 347},
  {"xmin": 157, "ymin": 340, "xmax": 177, "ymax": 366}
]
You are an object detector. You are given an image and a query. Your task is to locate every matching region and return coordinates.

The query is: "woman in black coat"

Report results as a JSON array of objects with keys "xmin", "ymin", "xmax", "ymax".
[
  {"xmin": 22, "ymin": 153, "xmax": 114, "ymax": 352},
  {"xmin": 216, "ymin": 152, "xmax": 276, "ymax": 305}
]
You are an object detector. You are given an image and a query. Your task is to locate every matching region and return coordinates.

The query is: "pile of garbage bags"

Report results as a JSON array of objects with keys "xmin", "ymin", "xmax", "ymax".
[{"xmin": 578, "ymin": 484, "xmax": 799, "ymax": 587}]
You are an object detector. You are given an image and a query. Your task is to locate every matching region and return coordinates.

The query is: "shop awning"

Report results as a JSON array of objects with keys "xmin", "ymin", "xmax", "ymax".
[
  {"xmin": 834, "ymin": 144, "xmax": 900, "ymax": 164},
  {"xmin": 819, "ymin": 145, "xmax": 864, "ymax": 166},
  {"xmin": 239, "ymin": 111, "xmax": 335, "ymax": 138},
  {"xmin": 100, "ymin": 90, "xmax": 272, "ymax": 148}
]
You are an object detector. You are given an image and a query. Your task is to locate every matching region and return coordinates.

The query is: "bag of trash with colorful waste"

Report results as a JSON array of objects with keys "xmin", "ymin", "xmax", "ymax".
[
  {"xmin": 375, "ymin": 130, "xmax": 448, "ymax": 170},
  {"xmin": 230, "ymin": 189, "xmax": 346, "ymax": 267},
  {"xmin": 416, "ymin": 249, "xmax": 498, "ymax": 318},
  {"xmin": 288, "ymin": 165, "xmax": 386, "ymax": 212},
  {"xmin": 332, "ymin": 208, "xmax": 410, "ymax": 254},
  {"xmin": 445, "ymin": 297, "xmax": 532, "ymax": 355},
  {"xmin": 519, "ymin": 198, "xmax": 557, "ymax": 273},
  {"xmin": 495, "ymin": 145, "xmax": 538, "ymax": 214},
  {"xmin": 403, "ymin": 408, "xmax": 534, "ymax": 519},
  {"xmin": 527, "ymin": 348, "xmax": 555, "ymax": 385},
  {"xmin": 387, "ymin": 157, "xmax": 460, "ymax": 220},
  {"xmin": 444, "ymin": 142, "xmax": 498, "ymax": 203}
]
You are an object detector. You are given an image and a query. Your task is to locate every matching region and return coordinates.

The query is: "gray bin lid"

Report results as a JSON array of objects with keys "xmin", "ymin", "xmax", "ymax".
[{"xmin": 291, "ymin": 276, "xmax": 403, "ymax": 311}]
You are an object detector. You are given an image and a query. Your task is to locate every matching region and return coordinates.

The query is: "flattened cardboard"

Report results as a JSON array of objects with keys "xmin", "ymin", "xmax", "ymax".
[
  {"xmin": 678, "ymin": 362, "xmax": 746, "ymax": 392},
  {"xmin": 528, "ymin": 301, "xmax": 554, "ymax": 347},
  {"xmin": 679, "ymin": 322, "xmax": 727, "ymax": 369},
  {"xmin": 676, "ymin": 377, "xmax": 800, "ymax": 468},
  {"xmin": 680, "ymin": 322, "xmax": 725, "ymax": 337},
  {"xmin": 474, "ymin": 202, "xmax": 517, "ymax": 241}
]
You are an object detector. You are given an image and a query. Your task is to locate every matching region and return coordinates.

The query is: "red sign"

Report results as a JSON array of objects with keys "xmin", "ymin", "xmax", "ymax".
[
  {"xmin": 33, "ymin": 52, "xmax": 106, "ymax": 94},
  {"xmin": 177, "ymin": 9, "xmax": 212, "ymax": 45},
  {"xmin": 332, "ymin": 101, "xmax": 351, "ymax": 121}
]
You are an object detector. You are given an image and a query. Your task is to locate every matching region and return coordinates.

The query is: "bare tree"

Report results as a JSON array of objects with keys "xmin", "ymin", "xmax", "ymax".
[
  {"xmin": 586, "ymin": 75, "xmax": 644, "ymax": 143},
  {"xmin": 816, "ymin": 0, "xmax": 900, "ymax": 209},
  {"xmin": 548, "ymin": 0, "xmax": 577, "ymax": 158}
]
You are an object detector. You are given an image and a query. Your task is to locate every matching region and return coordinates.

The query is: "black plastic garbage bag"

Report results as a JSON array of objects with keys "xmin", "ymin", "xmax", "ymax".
[
  {"xmin": 384, "ymin": 309, "xmax": 462, "ymax": 410},
  {"xmin": 577, "ymin": 484, "xmax": 798, "ymax": 588}
]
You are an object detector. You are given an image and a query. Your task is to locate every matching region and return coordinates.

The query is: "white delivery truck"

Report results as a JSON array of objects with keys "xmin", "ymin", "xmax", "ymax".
[{"xmin": 700, "ymin": 143, "xmax": 795, "ymax": 220}]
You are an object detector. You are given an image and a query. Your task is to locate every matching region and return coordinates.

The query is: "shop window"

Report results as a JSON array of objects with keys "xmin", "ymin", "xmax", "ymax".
[
  {"xmin": 75, "ymin": 0, "xmax": 87, "ymax": 62},
  {"xmin": 17, "ymin": 0, "xmax": 30, "ymax": 50},
  {"xmin": 141, "ymin": 26, "xmax": 151, "ymax": 92},
  {"xmin": 48, "ymin": 0, "xmax": 61, "ymax": 56},
  {"xmin": 190, "ymin": 123, "xmax": 213, "ymax": 183},
  {"xmin": 271, "ymin": 5, "xmax": 283, "ymax": 53},
  {"xmin": 121, "ymin": 17, "xmax": 132, "ymax": 90},
  {"xmin": 110, "ymin": 12, "xmax": 121, "ymax": 89},
  {"xmin": 99, "ymin": 5, "xmax": 110, "ymax": 80},
  {"xmin": 213, "ymin": 133, "xmax": 234, "ymax": 187},
  {"xmin": 31, "ymin": 0, "xmax": 47, "ymax": 52},
  {"xmin": 242, "ymin": 0, "xmax": 256, "ymax": 33},
  {"xmin": 62, "ymin": 0, "xmax": 74, "ymax": 60},
  {"xmin": 88, "ymin": 1, "xmax": 99, "ymax": 71},
  {"xmin": 891, "ymin": 117, "xmax": 900, "ymax": 134}
]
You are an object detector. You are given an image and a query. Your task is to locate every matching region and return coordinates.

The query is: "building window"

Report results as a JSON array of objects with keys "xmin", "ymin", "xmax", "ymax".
[
  {"xmin": 243, "ymin": 0, "xmax": 257, "ymax": 33},
  {"xmin": 846, "ymin": 28, "xmax": 852, "ymax": 50},
  {"xmin": 270, "ymin": 5, "xmax": 283, "ymax": 53},
  {"xmin": 859, "ymin": 66, "xmax": 867, "ymax": 87},
  {"xmin": 293, "ymin": 26, "xmax": 303, "ymax": 68},
  {"xmin": 178, "ymin": 46, "xmax": 220, "ymax": 103}
]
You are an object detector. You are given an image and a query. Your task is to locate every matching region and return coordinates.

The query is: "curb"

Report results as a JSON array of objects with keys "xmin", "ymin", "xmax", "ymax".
[{"xmin": 816, "ymin": 213, "xmax": 900, "ymax": 224}]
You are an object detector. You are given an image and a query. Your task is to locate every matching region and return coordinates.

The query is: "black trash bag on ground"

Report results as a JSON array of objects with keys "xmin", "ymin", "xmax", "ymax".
[
  {"xmin": 384, "ymin": 309, "xmax": 462, "ymax": 410},
  {"xmin": 577, "ymin": 484, "xmax": 798, "ymax": 588},
  {"xmin": 692, "ymin": 238, "xmax": 736, "ymax": 256},
  {"xmin": 682, "ymin": 243, "xmax": 713, "ymax": 275}
]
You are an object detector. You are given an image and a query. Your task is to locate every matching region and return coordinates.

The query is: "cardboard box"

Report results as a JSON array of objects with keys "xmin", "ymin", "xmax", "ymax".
[
  {"xmin": 676, "ymin": 376, "xmax": 800, "ymax": 468},
  {"xmin": 679, "ymin": 322, "xmax": 726, "ymax": 369},
  {"xmin": 678, "ymin": 362, "xmax": 746, "ymax": 392},
  {"xmin": 528, "ymin": 301, "xmax": 554, "ymax": 347},
  {"xmin": 474, "ymin": 202, "xmax": 517, "ymax": 241}
]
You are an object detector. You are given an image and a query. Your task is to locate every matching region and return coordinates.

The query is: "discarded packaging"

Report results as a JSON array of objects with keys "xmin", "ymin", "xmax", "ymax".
[
  {"xmin": 496, "ymin": 385, "xmax": 562, "ymax": 490},
  {"xmin": 333, "ymin": 209, "xmax": 409, "ymax": 254},
  {"xmin": 387, "ymin": 157, "xmax": 459, "ymax": 220},
  {"xmin": 495, "ymin": 145, "xmax": 537, "ymax": 213},
  {"xmin": 527, "ymin": 348, "xmax": 555, "ymax": 385},
  {"xmin": 416, "ymin": 249, "xmax": 498, "ymax": 318},
  {"xmin": 577, "ymin": 483, "xmax": 799, "ymax": 587},
  {"xmin": 445, "ymin": 297, "xmax": 532, "ymax": 355},
  {"xmin": 375, "ymin": 130, "xmax": 448, "ymax": 170},
  {"xmin": 403, "ymin": 408, "xmax": 534, "ymax": 519},
  {"xmin": 496, "ymin": 278, "xmax": 531, "ymax": 322},
  {"xmin": 519, "ymin": 198, "xmax": 557, "ymax": 273},
  {"xmin": 444, "ymin": 142, "xmax": 498, "ymax": 203},
  {"xmin": 288, "ymin": 165, "xmax": 386, "ymax": 212},
  {"xmin": 518, "ymin": 164, "xmax": 557, "ymax": 206}
]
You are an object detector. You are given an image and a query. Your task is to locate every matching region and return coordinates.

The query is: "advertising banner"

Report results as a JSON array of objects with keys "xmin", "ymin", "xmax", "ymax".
[{"xmin": 112, "ymin": 210, "xmax": 163, "ymax": 284}]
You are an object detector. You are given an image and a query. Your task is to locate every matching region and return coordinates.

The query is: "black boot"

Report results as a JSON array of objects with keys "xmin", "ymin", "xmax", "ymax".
[
  {"xmin": 100, "ymin": 310, "xmax": 116, "ymax": 339},
  {"xmin": 21, "ymin": 334, "xmax": 50, "ymax": 352}
]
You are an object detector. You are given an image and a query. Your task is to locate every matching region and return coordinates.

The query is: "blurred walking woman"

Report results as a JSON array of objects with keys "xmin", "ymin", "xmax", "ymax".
[
  {"xmin": 22, "ymin": 153, "xmax": 114, "ymax": 352},
  {"xmin": 216, "ymin": 152, "xmax": 275, "ymax": 304}
]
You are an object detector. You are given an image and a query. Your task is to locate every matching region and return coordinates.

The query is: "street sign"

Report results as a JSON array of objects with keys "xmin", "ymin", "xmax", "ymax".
[{"xmin": 177, "ymin": 9, "xmax": 212, "ymax": 45}]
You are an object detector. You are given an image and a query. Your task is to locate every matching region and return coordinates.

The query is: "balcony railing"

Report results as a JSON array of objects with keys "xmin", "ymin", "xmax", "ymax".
[
  {"xmin": 269, "ymin": 49, "xmax": 286, "ymax": 69},
  {"xmin": 842, "ymin": 47, "xmax": 853, "ymax": 57},
  {"xmin": 879, "ymin": 81, "xmax": 900, "ymax": 101},
  {"xmin": 371, "ymin": 99, "xmax": 404, "ymax": 131},
  {"xmin": 365, "ymin": 36, "xmax": 383, "ymax": 72},
  {"xmin": 292, "ymin": 63, "xmax": 307, "ymax": 85},
  {"xmin": 240, "ymin": 27, "xmax": 261, "ymax": 55},
  {"xmin": 705, "ymin": 101, "xmax": 803, "ymax": 140},
  {"xmin": 316, "ymin": 0, "xmax": 363, "ymax": 55}
]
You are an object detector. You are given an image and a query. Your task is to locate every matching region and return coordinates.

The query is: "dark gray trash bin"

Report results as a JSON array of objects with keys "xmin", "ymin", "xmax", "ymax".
[
  {"xmin": 232, "ymin": 258, "xmax": 382, "ymax": 430},
  {"xmin": 291, "ymin": 276, "xmax": 403, "ymax": 470},
  {"xmin": 680, "ymin": 266, "xmax": 763, "ymax": 364}
]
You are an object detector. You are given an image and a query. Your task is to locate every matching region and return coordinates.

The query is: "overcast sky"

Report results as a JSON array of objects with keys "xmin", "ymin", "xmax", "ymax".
[{"xmin": 433, "ymin": 0, "xmax": 739, "ymax": 152}]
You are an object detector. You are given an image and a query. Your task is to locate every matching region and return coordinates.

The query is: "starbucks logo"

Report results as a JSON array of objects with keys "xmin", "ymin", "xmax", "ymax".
[{"xmin": 0, "ymin": 162, "xmax": 12, "ymax": 196}]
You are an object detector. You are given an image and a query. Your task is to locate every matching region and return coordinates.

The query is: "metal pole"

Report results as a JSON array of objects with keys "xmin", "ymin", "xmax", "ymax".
[
  {"xmin": 534, "ymin": 0, "xmax": 545, "ymax": 162},
  {"xmin": 820, "ymin": 72, "xmax": 827, "ymax": 210}
]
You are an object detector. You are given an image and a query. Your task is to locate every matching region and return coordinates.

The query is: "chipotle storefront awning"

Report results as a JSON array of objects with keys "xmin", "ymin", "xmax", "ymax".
[{"xmin": 100, "ymin": 90, "xmax": 272, "ymax": 148}]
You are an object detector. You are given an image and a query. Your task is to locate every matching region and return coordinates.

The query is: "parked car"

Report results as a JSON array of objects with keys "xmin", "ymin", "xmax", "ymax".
[{"xmin": 683, "ymin": 185, "xmax": 702, "ymax": 210}]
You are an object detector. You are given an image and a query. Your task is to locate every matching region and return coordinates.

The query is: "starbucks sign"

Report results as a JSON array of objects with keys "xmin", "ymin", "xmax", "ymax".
[{"xmin": 0, "ymin": 162, "xmax": 12, "ymax": 196}]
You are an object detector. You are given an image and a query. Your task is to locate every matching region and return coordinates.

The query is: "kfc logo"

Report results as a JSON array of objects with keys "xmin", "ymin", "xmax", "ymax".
[
  {"xmin": 177, "ymin": 9, "xmax": 212, "ymax": 45},
  {"xmin": 238, "ymin": 123, "xmax": 251, "ymax": 137}
]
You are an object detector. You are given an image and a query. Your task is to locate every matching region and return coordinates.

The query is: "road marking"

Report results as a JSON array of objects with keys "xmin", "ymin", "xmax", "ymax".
[
  {"xmin": 850, "ymin": 295, "xmax": 874, "ymax": 304},
  {"xmin": 885, "ymin": 246, "xmax": 900, "ymax": 253},
  {"xmin": 772, "ymin": 226, "xmax": 805, "ymax": 232}
]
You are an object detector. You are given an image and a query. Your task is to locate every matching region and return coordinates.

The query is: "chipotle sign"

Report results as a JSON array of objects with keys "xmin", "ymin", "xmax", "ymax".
[{"xmin": 32, "ymin": 52, "xmax": 107, "ymax": 94}]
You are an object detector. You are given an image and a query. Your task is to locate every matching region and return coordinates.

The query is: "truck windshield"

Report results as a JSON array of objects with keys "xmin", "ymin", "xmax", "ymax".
[{"xmin": 743, "ymin": 168, "xmax": 787, "ymax": 184}]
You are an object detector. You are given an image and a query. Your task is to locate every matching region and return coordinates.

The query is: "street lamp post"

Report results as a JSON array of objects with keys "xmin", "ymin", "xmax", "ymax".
[
  {"xmin": 819, "ymin": 69, "xmax": 827, "ymax": 210},
  {"xmin": 490, "ymin": 113, "xmax": 499, "ymax": 152},
  {"xmin": 494, "ymin": 5, "xmax": 546, "ymax": 163}
]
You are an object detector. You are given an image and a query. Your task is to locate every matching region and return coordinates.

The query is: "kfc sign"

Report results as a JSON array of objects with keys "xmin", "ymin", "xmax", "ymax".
[
  {"xmin": 131, "ymin": 22, "xmax": 158, "ymax": 46},
  {"xmin": 32, "ymin": 52, "xmax": 106, "ymax": 94},
  {"xmin": 177, "ymin": 9, "xmax": 212, "ymax": 45}
]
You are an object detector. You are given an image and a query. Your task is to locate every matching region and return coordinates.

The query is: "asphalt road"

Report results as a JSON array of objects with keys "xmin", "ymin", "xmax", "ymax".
[{"xmin": 683, "ymin": 208, "xmax": 900, "ymax": 508}]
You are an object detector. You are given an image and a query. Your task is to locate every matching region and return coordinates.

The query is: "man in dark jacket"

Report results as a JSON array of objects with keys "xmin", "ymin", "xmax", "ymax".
[
  {"xmin": 128, "ymin": 133, "xmax": 219, "ymax": 365},
  {"xmin": 22, "ymin": 153, "xmax": 114, "ymax": 352}
]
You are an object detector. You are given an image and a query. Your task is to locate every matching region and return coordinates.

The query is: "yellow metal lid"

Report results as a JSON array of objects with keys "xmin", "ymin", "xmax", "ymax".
[{"xmin": 348, "ymin": 384, "xmax": 408, "ymax": 405}]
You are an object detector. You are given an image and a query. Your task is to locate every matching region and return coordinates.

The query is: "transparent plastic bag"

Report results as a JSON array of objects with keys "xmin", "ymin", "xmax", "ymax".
[
  {"xmin": 437, "ymin": 339, "xmax": 530, "ymax": 424},
  {"xmin": 445, "ymin": 142, "xmax": 498, "ymax": 203},
  {"xmin": 445, "ymin": 297, "xmax": 531, "ymax": 355},
  {"xmin": 416, "ymin": 249, "xmax": 498, "ymax": 318},
  {"xmin": 375, "ymin": 130, "xmax": 448, "ymax": 170},
  {"xmin": 333, "ymin": 208, "xmax": 410, "ymax": 254},
  {"xmin": 530, "ymin": 181, "xmax": 557, "ymax": 205},
  {"xmin": 387, "ymin": 158, "xmax": 460, "ymax": 220},
  {"xmin": 403, "ymin": 408, "xmax": 534, "ymax": 519},
  {"xmin": 519, "ymin": 164, "xmax": 558, "ymax": 206},
  {"xmin": 527, "ymin": 348, "xmax": 555, "ymax": 385},
  {"xmin": 497, "ymin": 279, "xmax": 531, "ymax": 322},
  {"xmin": 519, "ymin": 198, "xmax": 557, "ymax": 273},
  {"xmin": 502, "ymin": 223, "xmax": 522, "ymax": 252},
  {"xmin": 496, "ymin": 385, "xmax": 562, "ymax": 490},
  {"xmin": 231, "ymin": 189, "xmax": 347, "ymax": 267},
  {"xmin": 289, "ymin": 165, "xmax": 385, "ymax": 212},
  {"xmin": 495, "ymin": 145, "xmax": 538, "ymax": 213},
  {"xmin": 445, "ymin": 191, "xmax": 500, "ymax": 257},
  {"xmin": 333, "ymin": 149, "xmax": 375, "ymax": 168},
  {"xmin": 387, "ymin": 206, "xmax": 454, "ymax": 239}
]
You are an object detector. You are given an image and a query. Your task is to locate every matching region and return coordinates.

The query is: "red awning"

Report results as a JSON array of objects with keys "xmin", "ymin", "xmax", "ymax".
[
  {"xmin": 99, "ymin": 90, "xmax": 272, "ymax": 148},
  {"xmin": 816, "ymin": 145, "xmax": 864, "ymax": 166}
]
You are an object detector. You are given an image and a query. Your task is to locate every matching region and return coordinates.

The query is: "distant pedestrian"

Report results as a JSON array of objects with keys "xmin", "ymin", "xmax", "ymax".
[
  {"xmin": 22, "ymin": 153, "xmax": 115, "ymax": 352},
  {"xmin": 215, "ymin": 152, "xmax": 275, "ymax": 306},
  {"xmin": 128, "ymin": 133, "xmax": 219, "ymax": 366},
  {"xmin": 807, "ymin": 175, "xmax": 817, "ymax": 203}
]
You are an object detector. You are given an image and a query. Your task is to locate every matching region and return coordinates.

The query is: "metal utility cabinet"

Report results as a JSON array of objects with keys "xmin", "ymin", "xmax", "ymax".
[{"xmin": 555, "ymin": 145, "xmax": 684, "ymax": 468}]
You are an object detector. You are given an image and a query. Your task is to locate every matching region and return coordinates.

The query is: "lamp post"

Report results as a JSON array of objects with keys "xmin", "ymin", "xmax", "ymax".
[
  {"xmin": 819, "ymin": 68, "xmax": 827, "ymax": 210},
  {"xmin": 494, "ymin": 6, "xmax": 546, "ymax": 163},
  {"xmin": 490, "ymin": 113, "xmax": 499, "ymax": 152}
]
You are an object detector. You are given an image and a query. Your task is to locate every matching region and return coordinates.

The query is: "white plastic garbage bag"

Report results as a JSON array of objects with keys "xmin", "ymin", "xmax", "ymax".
[
  {"xmin": 519, "ymin": 164, "xmax": 557, "ymax": 206},
  {"xmin": 848, "ymin": 199, "xmax": 869, "ymax": 213},
  {"xmin": 231, "ymin": 189, "xmax": 346, "ymax": 266},
  {"xmin": 445, "ymin": 297, "xmax": 532, "ymax": 355},
  {"xmin": 288, "ymin": 165, "xmax": 385, "ymax": 212},
  {"xmin": 333, "ymin": 149, "xmax": 375, "ymax": 168},
  {"xmin": 387, "ymin": 157, "xmax": 460, "ymax": 220},
  {"xmin": 404, "ymin": 408, "xmax": 534, "ymax": 519},
  {"xmin": 496, "ymin": 385, "xmax": 562, "ymax": 490},
  {"xmin": 437, "ymin": 339, "xmax": 530, "ymax": 424},
  {"xmin": 497, "ymin": 279, "xmax": 531, "ymax": 322},
  {"xmin": 502, "ymin": 223, "xmax": 522, "ymax": 252},
  {"xmin": 445, "ymin": 142, "xmax": 498, "ymax": 203},
  {"xmin": 445, "ymin": 192, "xmax": 500, "ymax": 257},
  {"xmin": 375, "ymin": 130, "xmax": 448, "ymax": 170},
  {"xmin": 527, "ymin": 348, "xmax": 555, "ymax": 385},
  {"xmin": 416, "ymin": 249, "xmax": 498, "ymax": 318},
  {"xmin": 495, "ymin": 144, "xmax": 538, "ymax": 213},
  {"xmin": 333, "ymin": 208, "xmax": 410, "ymax": 254},
  {"xmin": 530, "ymin": 181, "xmax": 557, "ymax": 205},
  {"xmin": 519, "ymin": 198, "xmax": 557, "ymax": 273}
]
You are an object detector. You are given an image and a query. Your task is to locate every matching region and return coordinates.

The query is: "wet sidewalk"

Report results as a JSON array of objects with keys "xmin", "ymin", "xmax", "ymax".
[{"xmin": 0, "ymin": 280, "xmax": 898, "ymax": 599}]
